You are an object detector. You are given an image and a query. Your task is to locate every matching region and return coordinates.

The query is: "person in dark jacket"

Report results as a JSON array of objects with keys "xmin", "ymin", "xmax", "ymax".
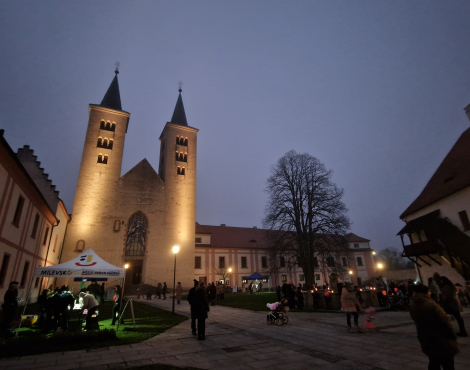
[
  {"xmin": 295, "ymin": 286, "xmax": 304, "ymax": 309},
  {"xmin": 410, "ymin": 284, "xmax": 459, "ymax": 370},
  {"xmin": 86, "ymin": 279, "xmax": 104, "ymax": 304},
  {"xmin": 193, "ymin": 283, "xmax": 210, "ymax": 340},
  {"xmin": 436, "ymin": 275, "xmax": 468, "ymax": 337},
  {"xmin": 187, "ymin": 280, "xmax": 199, "ymax": 335},
  {"xmin": 111, "ymin": 285, "xmax": 123, "ymax": 325},
  {"xmin": 1, "ymin": 281, "xmax": 19, "ymax": 336},
  {"xmin": 162, "ymin": 282, "xmax": 167, "ymax": 300}
]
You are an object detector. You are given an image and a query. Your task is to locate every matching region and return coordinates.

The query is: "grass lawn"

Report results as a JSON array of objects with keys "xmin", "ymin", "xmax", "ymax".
[{"xmin": 0, "ymin": 300, "xmax": 187, "ymax": 358}]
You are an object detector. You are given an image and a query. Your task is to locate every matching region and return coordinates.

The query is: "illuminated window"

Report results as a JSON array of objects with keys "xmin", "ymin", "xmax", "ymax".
[
  {"xmin": 315, "ymin": 274, "xmax": 321, "ymax": 280},
  {"xmin": 242, "ymin": 277, "xmax": 248, "ymax": 284},
  {"xmin": 281, "ymin": 275, "xmax": 287, "ymax": 282},
  {"xmin": 126, "ymin": 212, "xmax": 147, "ymax": 256},
  {"xmin": 195, "ymin": 256, "xmax": 201, "ymax": 269},
  {"xmin": 12, "ymin": 196, "xmax": 25, "ymax": 227}
]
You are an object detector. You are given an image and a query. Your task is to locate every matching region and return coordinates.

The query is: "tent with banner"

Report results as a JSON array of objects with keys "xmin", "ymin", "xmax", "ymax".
[{"xmin": 33, "ymin": 248, "xmax": 126, "ymax": 280}]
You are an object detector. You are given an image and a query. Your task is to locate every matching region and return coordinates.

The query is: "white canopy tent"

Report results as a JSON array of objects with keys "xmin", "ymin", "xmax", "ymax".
[{"xmin": 33, "ymin": 248, "xmax": 126, "ymax": 279}]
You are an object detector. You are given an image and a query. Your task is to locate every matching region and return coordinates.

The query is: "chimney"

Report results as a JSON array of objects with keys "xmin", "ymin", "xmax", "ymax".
[
  {"xmin": 465, "ymin": 103, "xmax": 470, "ymax": 123},
  {"xmin": 253, "ymin": 226, "xmax": 257, "ymax": 229},
  {"xmin": 220, "ymin": 224, "xmax": 226, "ymax": 227}
]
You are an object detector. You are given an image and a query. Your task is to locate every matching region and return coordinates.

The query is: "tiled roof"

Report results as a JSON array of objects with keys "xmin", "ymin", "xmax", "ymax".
[
  {"xmin": 344, "ymin": 232, "xmax": 370, "ymax": 243},
  {"xmin": 401, "ymin": 127, "xmax": 470, "ymax": 218},
  {"xmin": 195, "ymin": 224, "xmax": 273, "ymax": 249},
  {"xmin": 195, "ymin": 223, "xmax": 370, "ymax": 249}
]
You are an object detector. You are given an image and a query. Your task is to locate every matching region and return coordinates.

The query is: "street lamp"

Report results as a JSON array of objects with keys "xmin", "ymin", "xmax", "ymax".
[
  {"xmin": 349, "ymin": 270, "xmax": 353, "ymax": 275},
  {"xmin": 172, "ymin": 246, "xmax": 179, "ymax": 314},
  {"xmin": 377, "ymin": 263, "xmax": 383, "ymax": 269},
  {"xmin": 227, "ymin": 268, "xmax": 232, "ymax": 287},
  {"xmin": 117, "ymin": 263, "xmax": 130, "ymax": 331}
]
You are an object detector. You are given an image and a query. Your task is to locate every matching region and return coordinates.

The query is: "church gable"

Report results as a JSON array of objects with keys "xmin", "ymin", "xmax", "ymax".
[{"xmin": 119, "ymin": 158, "xmax": 164, "ymax": 192}]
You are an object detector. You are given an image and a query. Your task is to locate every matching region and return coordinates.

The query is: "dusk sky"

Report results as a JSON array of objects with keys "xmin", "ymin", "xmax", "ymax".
[{"xmin": 2, "ymin": 1, "xmax": 470, "ymax": 251}]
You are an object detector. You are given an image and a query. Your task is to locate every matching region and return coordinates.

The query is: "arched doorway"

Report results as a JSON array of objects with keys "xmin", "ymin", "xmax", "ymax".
[{"xmin": 125, "ymin": 211, "xmax": 147, "ymax": 284}]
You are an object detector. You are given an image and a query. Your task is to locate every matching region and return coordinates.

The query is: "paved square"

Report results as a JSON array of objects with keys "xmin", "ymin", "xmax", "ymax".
[{"xmin": 1, "ymin": 298, "xmax": 469, "ymax": 370}]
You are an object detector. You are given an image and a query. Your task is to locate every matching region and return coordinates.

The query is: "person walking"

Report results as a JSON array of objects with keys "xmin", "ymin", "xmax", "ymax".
[
  {"xmin": 176, "ymin": 282, "xmax": 183, "ymax": 304},
  {"xmin": 162, "ymin": 282, "xmax": 167, "ymax": 300},
  {"xmin": 410, "ymin": 284, "xmax": 459, "ymax": 370},
  {"xmin": 435, "ymin": 275, "xmax": 468, "ymax": 337},
  {"xmin": 187, "ymin": 279, "xmax": 198, "ymax": 335},
  {"xmin": 111, "ymin": 285, "xmax": 123, "ymax": 325},
  {"xmin": 341, "ymin": 286, "xmax": 364, "ymax": 333},
  {"xmin": 1, "ymin": 281, "xmax": 19, "ymax": 337},
  {"xmin": 193, "ymin": 282, "xmax": 210, "ymax": 340},
  {"xmin": 155, "ymin": 283, "xmax": 162, "ymax": 299}
]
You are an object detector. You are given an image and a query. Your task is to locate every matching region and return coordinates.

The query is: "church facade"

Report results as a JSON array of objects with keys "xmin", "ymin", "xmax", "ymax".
[{"xmin": 59, "ymin": 71, "xmax": 198, "ymax": 291}]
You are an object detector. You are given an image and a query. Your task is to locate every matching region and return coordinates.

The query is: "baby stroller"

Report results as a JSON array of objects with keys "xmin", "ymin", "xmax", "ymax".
[{"xmin": 266, "ymin": 299, "xmax": 289, "ymax": 326}]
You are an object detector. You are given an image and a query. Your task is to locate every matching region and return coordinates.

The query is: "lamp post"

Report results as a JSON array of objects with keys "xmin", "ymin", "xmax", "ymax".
[
  {"xmin": 172, "ymin": 246, "xmax": 179, "ymax": 314},
  {"xmin": 117, "ymin": 263, "xmax": 130, "ymax": 331}
]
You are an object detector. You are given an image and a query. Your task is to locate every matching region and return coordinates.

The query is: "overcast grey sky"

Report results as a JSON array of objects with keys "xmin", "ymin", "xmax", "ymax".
[{"xmin": 1, "ymin": 1, "xmax": 470, "ymax": 251}]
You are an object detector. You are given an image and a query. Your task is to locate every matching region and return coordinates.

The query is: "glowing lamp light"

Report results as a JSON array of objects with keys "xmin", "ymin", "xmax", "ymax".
[
  {"xmin": 372, "ymin": 251, "xmax": 376, "ymax": 255},
  {"xmin": 228, "ymin": 268, "xmax": 232, "ymax": 273},
  {"xmin": 349, "ymin": 270, "xmax": 353, "ymax": 275},
  {"xmin": 124, "ymin": 264, "xmax": 129, "ymax": 269},
  {"xmin": 173, "ymin": 246, "xmax": 180, "ymax": 254}
]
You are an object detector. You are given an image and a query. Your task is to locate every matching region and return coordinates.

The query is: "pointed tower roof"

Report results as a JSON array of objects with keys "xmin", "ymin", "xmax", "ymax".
[
  {"xmin": 170, "ymin": 88, "xmax": 188, "ymax": 126},
  {"xmin": 100, "ymin": 70, "xmax": 122, "ymax": 111}
]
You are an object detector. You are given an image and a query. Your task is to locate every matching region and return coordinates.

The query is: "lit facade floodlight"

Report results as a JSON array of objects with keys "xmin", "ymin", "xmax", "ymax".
[
  {"xmin": 173, "ymin": 246, "xmax": 179, "ymax": 254},
  {"xmin": 377, "ymin": 263, "xmax": 383, "ymax": 269},
  {"xmin": 124, "ymin": 263, "xmax": 129, "ymax": 269},
  {"xmin": 349, "ymin": 270, "xmax": 353, "ymax": 275},
  {"xmin": 228, "ymin": 268, "xmax": 232, "ymax": 273}
]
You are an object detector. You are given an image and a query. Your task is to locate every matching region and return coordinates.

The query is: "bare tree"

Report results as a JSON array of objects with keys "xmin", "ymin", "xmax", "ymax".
[
  {"xmin": 213, "ymin": 268, "xmax": 231, "ymax": 286},
  {"xmin": 263, "ymin": 150, "xmax": 351, "ymax": 288},
  {"xmin": 377, "ymin": 247, "xmax": 414, "ymax": 270}
]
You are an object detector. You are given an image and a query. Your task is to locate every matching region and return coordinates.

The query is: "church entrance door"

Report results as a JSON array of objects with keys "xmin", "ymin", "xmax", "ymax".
[{"xmin": 125, "ymin": 259, "xmax": 143, "ymax": 284}]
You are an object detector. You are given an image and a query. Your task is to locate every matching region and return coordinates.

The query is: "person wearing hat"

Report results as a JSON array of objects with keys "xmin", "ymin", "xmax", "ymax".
[
  {"xmin": 410, "ymin": 284, "xmax": 459, "ymax": 369},
  {"xmin": 187, "ymin": 279, "xmax": 199, "ymax": 335},
  {"xmin": 1, "ymin": 281, "xmax": 19, "ymax": 336}
]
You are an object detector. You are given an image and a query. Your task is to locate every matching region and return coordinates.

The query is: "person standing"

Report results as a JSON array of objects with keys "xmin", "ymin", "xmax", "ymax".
[
  {"xmin": 111, "ymin": 285, "xmax": 123, "ymax": 325},
  {"xmin": 410, "ymin": 284, "xmax": 459, "ymax": 370},
  {"xmin": 162, "ymin": 282, "xmax": 167, "ymax": 300},
  {"xmin": 1, "ymin": 281, "xmax": 19, "ymax": 336},
  {"xmin": 341, "ymin": 286, "xmax": 364, "ymax": 333},
  {"xmin": 87, "ymin": 279, "xmax": 104, "ymax": 304},
  {"xmin": 187, "ymin": 280, "xmax": 198, "ymax": 335},
  {"xmin": 258, "ymin": 281, "xmax": 263, "ymax": 293},
  {"xmin": 176, "ymin": 282, "xmax": 183, "ymax": 304},
  {"xmin": 193, "ymin": 282, "xmax": 210, "ymax": 340},
  {"xmin": 436, "ymin": 275, "xmax": 468, "ymax": 337}
]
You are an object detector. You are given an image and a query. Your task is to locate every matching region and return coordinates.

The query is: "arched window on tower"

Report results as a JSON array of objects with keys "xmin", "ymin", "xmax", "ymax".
[
  {"xmin": 108, "ymin": 139, "xmax": 113, "ymax": 149},
  {"xmin": 183, "ymin": 153, "xmax": 187, "ymax": 162},
  {"xmin": 97, "ymin": 137, "xmax": 103, "ymax": 147},
  {"xmin": 175, "ymin": 151, "xmax": 179, "ymax": 161},
  {"xmin": 177, "ymin": 166, "xmax": 181, "ymax": 175},
  {"xmin": 126, "ymin": 212, "xmax": 147, "ymax": 256},
  {"xmin": 100, "ymin": 121, "xmax": 105, "ymax": 129},
  {"xmin": 103, "ymin": 154, "xmax": 108, "ymax": 164},
  {"xmin": 97, "ymin": 154, "xmax": 103, "ymax": 163},
  {"xmin": 105, "ymin": 122, "xmax": 111, "ymax": 130},
  {"xmin": 179, "ymin": 153, "xmax": 184, "ymax": 161},
  {"xmin": 184, "ymin": 138, "xmax": 188, "ymax": 146},
  {"xmin": 103, "ymin": 139, "xmax": 109, "ymax": 148}
]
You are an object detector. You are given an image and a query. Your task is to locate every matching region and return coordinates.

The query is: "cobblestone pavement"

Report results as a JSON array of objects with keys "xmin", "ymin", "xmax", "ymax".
[{"xmin": 1, "ymin": 297, "xmax": 469, "ymax": 370}]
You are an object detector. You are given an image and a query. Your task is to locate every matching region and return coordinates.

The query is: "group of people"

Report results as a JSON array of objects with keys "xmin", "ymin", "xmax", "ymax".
[
  {"xmin": 276, "ymin": 281, "xmax": 304, "ymax": 310},
  {"xmin": 248, "ymin": 281, "xmax": 262, "ymax": 294},
  {"xmin": 137, "ymin": 282, "xmax": 168, "ymax": 300}
]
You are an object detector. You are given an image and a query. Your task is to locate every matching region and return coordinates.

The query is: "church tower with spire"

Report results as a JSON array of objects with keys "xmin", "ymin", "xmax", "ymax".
[{"xmin": 61, "ymin": 72, "xmax": 198, "ymax": 291}]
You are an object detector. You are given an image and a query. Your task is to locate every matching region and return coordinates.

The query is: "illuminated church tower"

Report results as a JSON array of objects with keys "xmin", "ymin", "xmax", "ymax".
[{"xmin": 61, "ymin": 72, "xmax": 198, "ymax": 290}]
